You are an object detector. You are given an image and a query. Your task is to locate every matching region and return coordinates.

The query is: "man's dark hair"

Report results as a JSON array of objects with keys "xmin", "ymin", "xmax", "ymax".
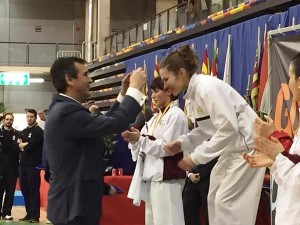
[
  {"xmin": 2, "ymin": 112, "xmax": 14, "ymax": 120},
  {"xmin": 50, "ymin": 57, "xmax": 87, "ymax": 93},
  {"xmin": 26, "ymin": 109, "xmax": 37, "ymax": 118}
]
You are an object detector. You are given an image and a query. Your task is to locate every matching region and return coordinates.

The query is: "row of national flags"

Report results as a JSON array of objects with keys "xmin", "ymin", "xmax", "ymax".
[
  {"xmin": 198, "ymin": 26, "xmax": 269, "ymax": 114},
  {"xmin": 199, "ymin": 37, "xmax": 231, "ymax": 83},
  {"xmin": 199, "ymin": 40, "xmax": 227, "ymax": 81},
  {"xmin": 252, "ymin": 25, "xmax": 269, "ymax": 114},
  {"xmin": 149, "ymin": 25, "xmax": 269, "ymax": 114},
  {"xmin": 200, "ymin": 43, "xmax": 218, "ymax": 77},
  {"xmin": 150, "ymin": 40, "xmax": 220, "ymax": 80}
]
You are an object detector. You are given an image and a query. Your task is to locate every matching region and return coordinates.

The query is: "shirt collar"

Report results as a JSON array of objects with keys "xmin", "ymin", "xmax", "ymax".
[
  {"xmin": 59, "ymin": 93, "xmax": 81, "ymax": 105},
  {"xmin": 27, "ymin": 123, "xmax": 38, "ymax": 128},
  {"xmin": 2, "ymin": 126, "xmax": 13, "ymax": 131}
]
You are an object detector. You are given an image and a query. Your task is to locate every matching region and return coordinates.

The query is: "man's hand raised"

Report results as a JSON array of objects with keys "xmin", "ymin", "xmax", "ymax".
[{"xmin": 129, "ymin": 68, "xmax": 146, "ymax": 92}]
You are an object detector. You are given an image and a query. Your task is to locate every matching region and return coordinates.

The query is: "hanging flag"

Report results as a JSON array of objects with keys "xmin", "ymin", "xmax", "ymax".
[
  {"xmin": 154, "ymin": 55, "xmax": 159, "ymax": 78},
  {"xmin": 201, "ymin": 44, "xmax": 210, "ymax": 75},
  {"xmin": 259, "ymin": 75, "xmax": 272, "ymax": 118},
  {"xmin": 251, "ymin": 50, "xmax": 259, "ymax": 112},
  {"xmin": 251, "ymin": 27, "xmax": 261, "ymax": 112},
  {"xmin": 223, "ymin": 34, "xmax": 231, "ymax": 85},
  {"xmin": 211, "ymin": 39, "xmax": 218, "ymax": 77},
  {"xmin": 143, "ymin": 60, "xmax": 149, "ymax": 95},
  {"xmin": 211, "ymin": 48, "xmax": 218, "ymax": 77},
  {"xmin": 151, "ymin": 55, "xmax": 159, "ymax": 111},
  {"xmin": 244, "ymin": 74, "xmax": 253, "ymax": 107},
  {"xmin": 143, "ymin": 60, "xmax": 149, "ymax": 132},
  {"xmin": 191, "ymin": 43, "xmax": 195, "ymax": 51},
  {"xmin": 258, "ymin": 24, "xmax": 268, "ymax": 110},
  {"xmin": 259, "ymin": 25, "xmax": 272, "ymax": 118}
]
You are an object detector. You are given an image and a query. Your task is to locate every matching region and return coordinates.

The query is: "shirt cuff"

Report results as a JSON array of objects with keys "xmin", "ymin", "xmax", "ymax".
[
  {"xmin": 275, "ymin": 153, "xmax": 286, "ymax": 163},
  {"xmin": 190, "ymin": 153, "xmax": 199, "ymax": 165},
  {"xmin": 129, "ymin": 135, "xmax": 144, "ymax": 149},
  {"xmin": 126, "ymin": 87, "xmax": 147, "ymax": 107},
  {"xmin": 269, "ymin": 161, "xmax": 277, "ymax": 173},
  {"xmin": 270, "ymin": 153, "xmax": 285, "ymax": 173},
  {"xmin": 178, "ymin": 138, "xmax": 187, "ymax": 151},
  {"xmin": 117, "ymin": 93, "xmax": 125, "ymax": 103}
]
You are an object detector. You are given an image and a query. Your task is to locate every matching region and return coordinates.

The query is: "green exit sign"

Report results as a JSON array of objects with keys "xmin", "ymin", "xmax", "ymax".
[{"xmin": 0, "ymin": 72, "xmax": 30, "ymax": 85}]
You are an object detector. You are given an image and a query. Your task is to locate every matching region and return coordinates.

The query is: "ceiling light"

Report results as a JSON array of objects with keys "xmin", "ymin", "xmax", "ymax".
[{"xmin": 30, "ymin": 78, "xmax": 44, "ymax": 83}]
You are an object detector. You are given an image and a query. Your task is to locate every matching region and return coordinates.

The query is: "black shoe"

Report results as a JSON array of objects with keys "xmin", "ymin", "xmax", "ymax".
[
  {"xmin": 19, "ymin": 215, "xmax": 31, "ymax": 221},
  {"xmin": 29, "ymin": 218, "xmax": 40, "ymax": 223}
]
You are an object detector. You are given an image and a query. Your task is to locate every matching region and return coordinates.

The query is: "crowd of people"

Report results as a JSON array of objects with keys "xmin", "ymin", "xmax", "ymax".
[
  {"xmin": 0, "ymin": 109, "xmax": 44, "ymax": 223},
  {"xmin": 0, "ymin": 46, "xmax": 299, "ymax": 225}
]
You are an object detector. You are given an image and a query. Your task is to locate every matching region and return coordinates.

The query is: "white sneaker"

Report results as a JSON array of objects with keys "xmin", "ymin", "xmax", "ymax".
[
  {"xmin": 4, "ymin": 215, "xmax": 13, "ymax": 220},
  {"xmin": 46, "ymin": 220, "xmax": 53, "ymax": 224}
]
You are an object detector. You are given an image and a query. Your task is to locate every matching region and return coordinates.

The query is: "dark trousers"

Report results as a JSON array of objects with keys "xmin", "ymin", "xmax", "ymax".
[
  {"xmin": 19, "ymin": 166, "xmax": 41, "ymax": 219},
  {"xmin": 54, "ymin": 216, "xmax": 99, "ymax": 225},
  {"xmin": 0, "ymin": 166, "xmax": 18, "ymax": 216},
  {"xmin": 183, "ymin": 179, "xmax": 210, "ymax": 225}
]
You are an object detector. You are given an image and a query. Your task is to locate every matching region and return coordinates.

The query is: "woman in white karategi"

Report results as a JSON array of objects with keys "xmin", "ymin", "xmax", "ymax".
[
  {"xmin": 122, "ymin": 77, "xmax": 188, "ymax": 225},
  {"xmin": 244, "ymin": 53, "xmax": 300, "ymax": 225},
  {"xmin": 159, "ymin": 44, "xmax": 265, "ymax": 225}
]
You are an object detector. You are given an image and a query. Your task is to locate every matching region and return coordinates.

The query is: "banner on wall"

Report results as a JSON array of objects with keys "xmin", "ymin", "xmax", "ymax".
[{"xmin": 268, "ymin": 34, "xmax": 300, "ymax": 225}]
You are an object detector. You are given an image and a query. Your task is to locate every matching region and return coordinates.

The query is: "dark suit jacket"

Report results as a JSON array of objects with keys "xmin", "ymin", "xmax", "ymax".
[
  {"xmin": 0, "ymin": 127, "xmax": 20, "ymax": 168},
  {"xmin": 44, "ymin": 94, "xmax": 141, "ymax": 223},
  {"xmin": 188, "ymin": 158, "xmax": 218, "ymax": 186},
  {"xmin": 129, "ymin": 105, "xmax": 153, "ymax": 130},
  {"xmin": 191, "ymin": 157, "xmax": 218, "ymax": 182},
  {"xmin": 20, "ymin": 124, "xmax": 44, "ymax": 166}
]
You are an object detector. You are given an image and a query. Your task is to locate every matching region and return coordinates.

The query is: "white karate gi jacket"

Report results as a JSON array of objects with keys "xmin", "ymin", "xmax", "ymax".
[
  {"xmin": 179, "ymin": 74, "xmax": 265, "ymax": 225},
  {"xmin": 128, "ymin": 102, "xmax": 188, "ymax": 205},
  {"xmin": 270, "ymin": 129, "xmax": 300, "ymax": 225}
]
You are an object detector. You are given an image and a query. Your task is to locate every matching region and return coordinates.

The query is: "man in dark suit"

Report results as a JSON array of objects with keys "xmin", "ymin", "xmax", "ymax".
[
  {"xmin": 182, "ymin": 116, "xmax": 217, "ymax": 225},
  {"xmin": 44, "ymin": 57, "xmax": 146, "ymax": 225},
  {"xmin": 0, "ymin": 113, "xmax": 20, "ymax": 221},
  {"xmin": 18, "ymin": 109, "xmax": 44, "ymax": 223},
  {"xmin": 183, "ymin": 158, "xmax": 218, "ymax": 225}
]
